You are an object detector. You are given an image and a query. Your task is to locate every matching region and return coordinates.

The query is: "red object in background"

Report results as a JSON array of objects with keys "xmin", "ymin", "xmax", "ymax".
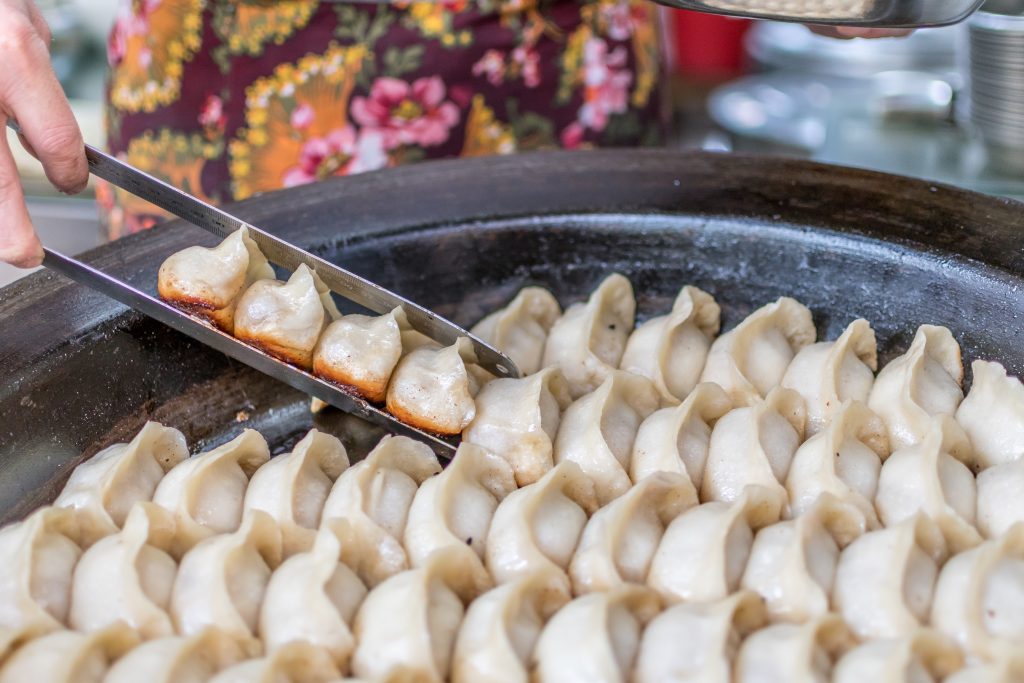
[{"xmin": 670, "ymin": 9, "xmax": 751, "ymax": 77}]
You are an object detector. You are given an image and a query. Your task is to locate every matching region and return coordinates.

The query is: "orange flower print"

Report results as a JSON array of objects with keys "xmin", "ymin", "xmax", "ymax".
[
  {"xmin": 461, "ymin": 95, "xmax": 515, "ymax": 158},
  {"xmin": 399, "ymin": 1, "xmax": 472, "ymax": 48},
  {"xmin": 229, "ymin": 44, "xmax": 371, "ymax": 200},
  {"xmin": 212, "ymin": 0, "xmax": 319, "ymax": 56},
  {"xmin": 108, "ymin": 0, "xmax": 205, "ymax": 113}
]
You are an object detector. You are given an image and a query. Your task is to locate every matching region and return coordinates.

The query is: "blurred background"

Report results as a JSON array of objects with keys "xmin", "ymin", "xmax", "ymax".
[{"xmin": 3, "ymin": 0, "xmax": 1023, "ymax": 288}]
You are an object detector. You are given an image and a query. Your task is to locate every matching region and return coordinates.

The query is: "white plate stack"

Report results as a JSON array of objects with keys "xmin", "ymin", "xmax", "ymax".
[{"xmin": 967, "ymin": 1, "xmax": 1024, "ymax": 172}]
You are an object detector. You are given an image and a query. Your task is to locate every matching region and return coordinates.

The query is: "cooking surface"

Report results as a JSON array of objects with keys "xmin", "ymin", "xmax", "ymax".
[{"xmin": 1, "ymin": 149, "xmax": 1022, "ymax": 524}]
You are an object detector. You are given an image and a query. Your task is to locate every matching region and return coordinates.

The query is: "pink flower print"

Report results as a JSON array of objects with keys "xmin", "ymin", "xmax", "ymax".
[
  {"xmin": 282, "ymin": 126, "xmax": 388, "ymax": 187},
  {"xmin": 290, "ymin": 103, "xmax": 315, "ymax": 130},
  {"xmin": 511, "ymin": 45, "xmax": 541, "ymax": 88},
  {"xmin": 351, "ymin": 77, "xmax": 460, "ymax": 150},
  {"xmin": 578, "ymin": 38, "xmax": 632, "ymax": 132},
  {"xmin": 107, "ymin": 6, "xmax": 148, "ymax": 65},
  {"xmin": 199, "ymin": 94, "xmax": 225, "ymax": 130},
  {"xmin": 561, "ymin": 121, "xmax": 585, "ymax": 150},
  {"xmin": 473, "ymin": 50, "xmax": 507, "ymax": 87},
  {"xmin": 601, "ymin": 0, "xmax": 641, "ymax": 41}
]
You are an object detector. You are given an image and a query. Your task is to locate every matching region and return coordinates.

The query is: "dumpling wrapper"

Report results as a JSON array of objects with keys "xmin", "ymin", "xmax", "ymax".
[
  {"xmin": 243, "ymin": 429, "xmax": 349, "ymax": 557},
  {"xmin": 977, "ymin": 459, "xmax": 1024, "ymax": 539},
  {"xmin": 944, "ymin": 655, "xmax": 1024, "ymax": 683},
  {"xmin": 208, "ymin": 642, "xmax": 341, "ymax": 683},
  {"xmin": 158, "ymin": 227, "xmax": 274, "ymax": 333},
  {"xmin": 471, "ymin": 286, "xmax": 562, "ymax": 376},
  {"xmin": 0, "ymin": 624, "xmax": 139, "ymax": 683},
  {"xmin": 54, "ymin": 421, "xmax": 188, "ymax": 545},
  {"xmin": 619, "ymin": 285, "xmax": 721, "ymax": 404},
  {"xmin": 734, "ymin": 614, "xmax": 856, "ymax": 683},
  {"xmin": 233, "ymin": 263, "xmax": 340, "ymax": 369},
  {"xmin": 542, "ymin": 273, "xmax": 636, "ymax": 398},
  {"xmin": 956, "ymin": 360, "xmax": 1024, "ymax": 470},
  {"xmin": 699, "ymin": 297, "xmax": 816, "ymax": 407},
  {"xmin": 832, "ymin": 629, "xmax": 963, "ymax": 683},
  {"xmin": 104, "ymin": 628, "xmax": 247, "ymax": 683},
  {"xmin": 386, "ymin": 337, "xmax": 480, "ymax": 435},
  {"xmin": 462, "ymin": 367, "xmax": 573, "ymax": 487}
]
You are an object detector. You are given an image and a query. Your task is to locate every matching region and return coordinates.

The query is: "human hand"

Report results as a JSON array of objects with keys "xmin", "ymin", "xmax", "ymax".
[
  {"xmin": 808, "ymin": 25, "xmax": 914, "ymax": 39},
  {"xmin": 0, "ymin": 0, "xmax": 88, "ymax": 268}
]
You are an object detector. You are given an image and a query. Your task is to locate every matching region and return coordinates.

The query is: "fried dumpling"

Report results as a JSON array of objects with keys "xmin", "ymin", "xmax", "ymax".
[
  {"xmin": 0, "ymin": 624, "xmax": 139, "ymax": 683},
  {"xmin": 351, "ymin": 547, "xmax": 486, "ymax": 683},
  {"xmin": 875, "ymin": 420, "xmax": 981, "ymax": 553},
  {"xmin": 319, "ymin": 435, "xmax": 441, "ymax": 588},
  {"xmin": 553, "ymin": 370, "xmax": 661, "ymax": 506},
  {"xmin": 542, "ymin": 273, "xmax": 636, "ymax": 398},
  {"xmin": 945, "ymin": 654, "xmax": 1024, "ymax": 683},
  {"xmin": 532, "ymin": 585, "xmax": 660, "ymax": 683},
  {"xmin": 977, "ymin": 459, "xmax": 1024, "ymax": 539},
  {"xmin": 69, "ymin": 502, "xmax": 177, "ymax": 638},
  {"xmin": 699, "ymin": 297, "xmax": 816, "ymax": 407},
  {"xmin": 931, "ymin": 524, "xmax": 1024, "ymax": 661},
  {"xmin": 785, "ymin": 401, "xmax": 890, "ymax": 530},
  {"xmin": 451, "ymin": 569, "xmax": 570, "ymax": 683},
  {"xmin": 956, "ymin": 360, "xmax": 1024, "ymax": 470},
  {"xmin": 54, "ymin": 421, "xmax": 188, "ymax": 545},
  {"xmin": 462, "ymin": 367, "xmax": 572, "ymax": 487},
  {"xmin": 868, "ymin": 325, "xmax": 964, "ymax": 452},
  {"xmin": 619, "ymin": 285, "xmax": 721, "ymax": 404},
  {"xmin": 233, "ymin": 264, "xmax": 340, "ymax": 369},
  {"xmin": 832, "ymin": 515, "xmax": 947, "ymax": 640},
  {"xmin": 734, "ymin": 614, "xmax": 855, "ymax": 683},
  {"xmin": 104, "ymin": 628, "xmax": 246, "ymax": 683},
  {"xmin": 259, "ymin": 526, "xmax": 366, "ymax": 668},
  {"xmin": 630, "ymin": 382, "xmax": 732, "ymax": 487},
  {"xmin": 170, "ymin": 510, "xmax": 281, "ymax": 653},
  {"xmin": 243, "ymin": 429, "xmax": 349, "ymax": 557},
  {"xmin": 781, "ymin": 319, "xmax": 877, "ymax": 436},
  {"xmin": 485, "ymin": 461, "xmax": 598, "ymax": 588},
  {"xmin": 209, "ymin": 642, "xmax": 341, "ymax": 683},
  {"xmin": 569, "ymin": 472, "xmax": 697, "ymax": 594},
  {"xmin": 404, "ymin": 443, "xmax": 515, "ymax": 595},
  {"xmin": 0, "ymin": 506, "xmax": 81, "ymax": 639},
  {"xmin": 701, "ymin": 387, "xmax": 805, "ymax": 527},
  {"xmin": 740, "ymin": 498, "xmax": 862, "ymax": 623},
  {"xmin": 648, "ymin": 497, "xmax": 760, "ymax": 604},
  {"xmin": 386, "ymin": 337, "xmax": 479, "ymax": 435},
  {"xmin": 471, "ymin": 286, "xmax": 562, "ymax": 376},
  {"xmin": 158, "ymin": 227, "xmax": 274, "ymax": 333},
  {"xmin": 832, "ymin": 629, "xmax": 963, "ymax": 683},
  {"xmin": 153, "ymin": 429, "xmax": 270, "ymax": 557}
]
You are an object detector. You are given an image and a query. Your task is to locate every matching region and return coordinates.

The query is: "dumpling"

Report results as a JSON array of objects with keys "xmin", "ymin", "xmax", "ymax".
[
  {"xmin": 403, "ymin": 443, "xmax": 515, "ymax": 595},
  {"xmin": 53, "ymin": 421, "xmax": 188, "ymax": 545},
  {"xmin": 832, "ymin": 629, "xmax": 964, "ymax": 683},
  {"xmin": 104, "ymin": 629, "xmax": 247, "ymax": 683},
  {"xmin": 733, "ymin": 614, "xmax": 856, "ymax": 683},
  {"xmin": 647, "ymin": 497, "xmax": 759, "ymax": 604},
  {"xmin": 531, "ymin": 584, "xmax": 661, "ymax": 683},
  {"xmin": 699, "ymin": 297, "xmax": 816, "ymax": 407},
  {"xmin": 451, "ymin": 569, "xmax": 570, "ymax": 683},
  {"xmin": 0, "ymin": 506, "xmax": 81, "ymax": 638},
  {"xmin": 351, "ymin": 547, "xmax": 486, "ymax": 683},
  {"xmin": 553, "ymin": 370, "xmax": 661, "ymax": 506},
  {"xmin": 740, "ymin": 498, "xmax": 862, "ymax": 623},
  {"xmin": 313, "ymin": 306, "xmax": 412, "ymax": 403},
  {"xmin": 0, "ymin": 624, "xmax": 139, "ymax": 683},
  {"xmin": 170, "ymin": 510, "xmax": 281, "ymax": 653},
  {"xmin": 868, "ymin": 324, "xmax": 964, "ymax": 452},
  {"xmin": 158, "ymin": 227, "xmax": 274, "ymax": 333},
  {"xmin": 243, "ymin": 429, "xmax": 349, "ymax": 556},
  {"xmin": 462, "ymin": 367, "xmax": 573, "ymax": 486},
  {"xmin": 945, "ymin": 655, "xmax": 1024, "ymax": 683},
  {"xmin": 386, "ymin": 337, "xmax": 479, "ymax": 435},
  {"xmin": 542, "ymin": 273, "xmax": 636, "ymax": 398},
  {"xmin": 569, "ymin": 472, "xmax": 697, "ymax": 594},
  {"xmin": 319, "ymin": 435, "xmax": 441, "ymax": 588},
  {"xmin": 785, "ymin": 401, "xmax": 890, "ymax": 530},
  {"xmin": 69, "ymin": 502, "xmax": 177, "ymax": 638},
  {"xmin": 630, "ymin": 382, "xmax": 732, "ymax": 487},
  {"xmin": 259, "ymin": 527, "xmax": 367, "ymax": 668},
  {"xmin": 931, "ymin": 524, "xmax": 1024, "ymax": 661},
  {"xmin": 153, "ymin": 429, "xmax": 270, "ymax": 557},
  {"xmin": 233, "ymin": 263, "xmax": 340, "ymax": 369},
  {"xmin": 875, "ymin": 420, "xmax": 981, "ymax": 553},
  {"xmin": 977, "ymin": 459, "xmax": 1024, "ymax": 539},
  {"xmin": 471, "ymin": 286, "xmax": 562, "ymax": 376},
  {"xmin": 781, "ymin": 319, "xmax": 877, "ymax": 435},
  {"xmin": 832, "ymin": 515, "xmax": 947, "ymax": 640},
  {"xmin": 208, "ymin": 642, "xmax": 341, "ymax": 683},
  {"xmin": 634, "ymin": 590, "xmax": 767, "ymax": 683},
  {"xmin": 956, "ymin": 360, "xmax": 1024, "ymax": 470},
  {"xmin": 485, "ymin": 461, "xmax": 599, "ymax": 588},
  {"xmin": 700, "ymin": 387, "xmax": 806, "ymax": 527},
  {"xmin": 619, "ymin": 285, "xmax": 721, "ymax": 404}
]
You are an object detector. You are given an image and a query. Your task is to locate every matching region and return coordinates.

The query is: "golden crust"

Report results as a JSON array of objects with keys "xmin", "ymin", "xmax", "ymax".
[{"xmin": 312, "ymin": 360, "xmax": 388, "ymax": 404}]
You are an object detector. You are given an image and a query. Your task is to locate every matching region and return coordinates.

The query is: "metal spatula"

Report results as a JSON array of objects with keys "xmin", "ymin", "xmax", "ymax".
[{"xmin": 659, "ymin": 0, "xmax": 984, "ymax": 28}]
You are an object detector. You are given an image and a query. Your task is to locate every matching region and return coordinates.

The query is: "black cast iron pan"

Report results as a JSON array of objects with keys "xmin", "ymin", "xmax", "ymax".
[{"xmin": 0, "ymin": 149, "xmax": 1022, "ymax": 524}]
